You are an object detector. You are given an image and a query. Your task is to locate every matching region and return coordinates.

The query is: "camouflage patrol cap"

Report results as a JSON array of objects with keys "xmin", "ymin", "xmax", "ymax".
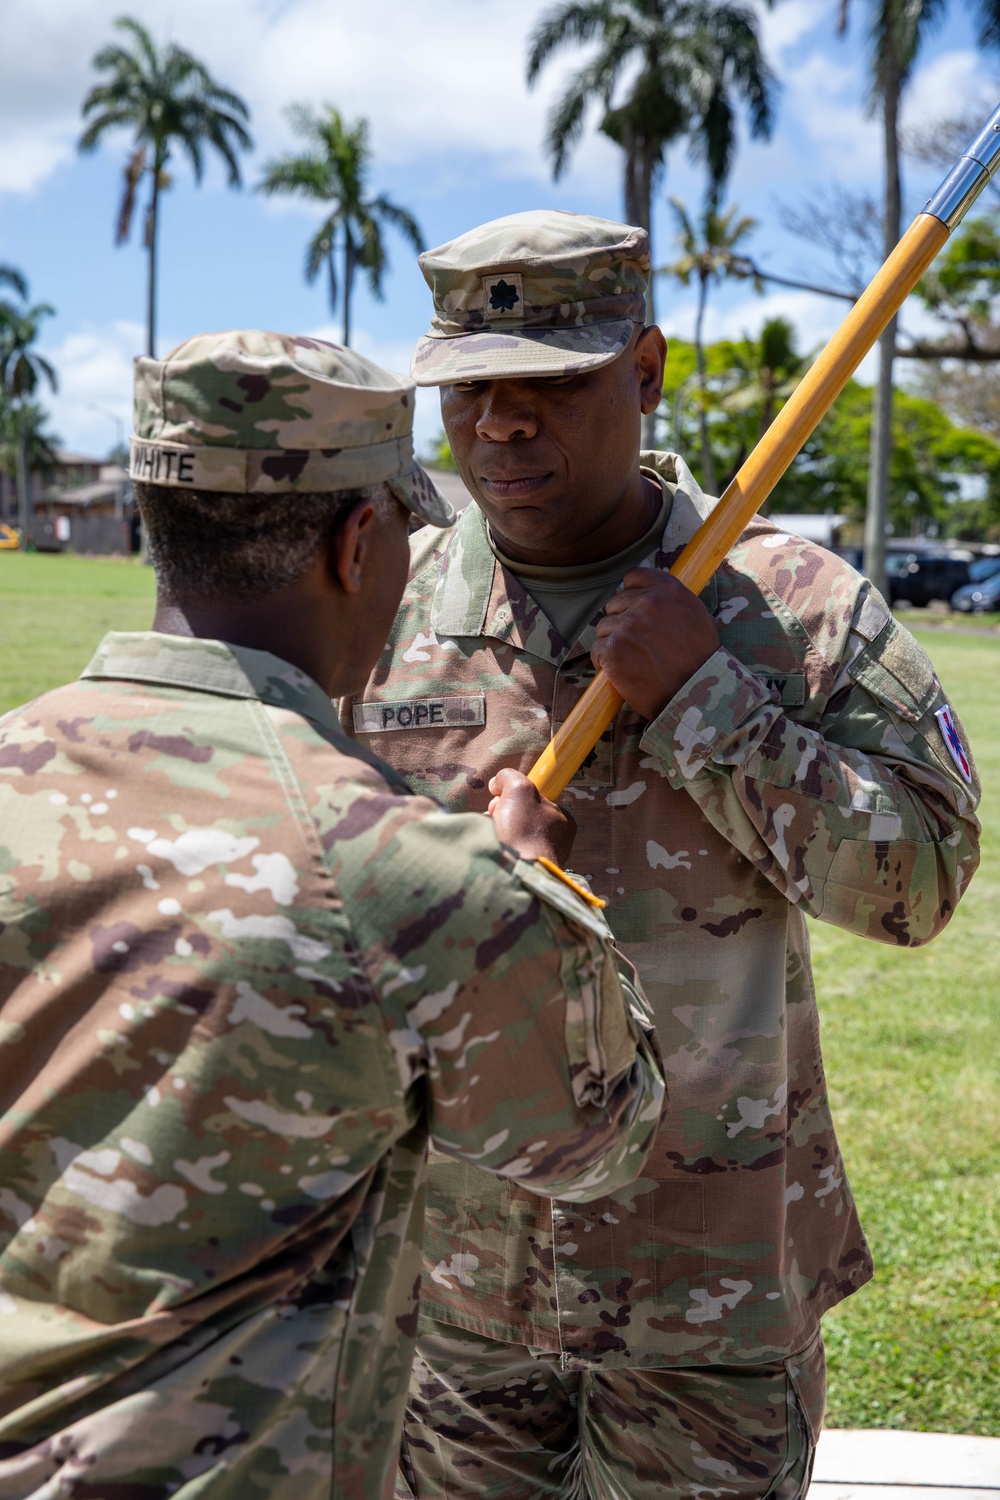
[
  {"xmin": 130, "ymin": 330, "xmax": 455, "ymax": 528},
  {"xmin": 411, "ymin": 209, "xmax": 649, "ymax": 386}
]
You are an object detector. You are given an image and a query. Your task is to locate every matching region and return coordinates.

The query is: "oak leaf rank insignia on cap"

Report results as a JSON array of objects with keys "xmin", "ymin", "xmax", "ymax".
[{"xmin": 485, "ymin": 275, "xmax": 523, "ymax": 314}]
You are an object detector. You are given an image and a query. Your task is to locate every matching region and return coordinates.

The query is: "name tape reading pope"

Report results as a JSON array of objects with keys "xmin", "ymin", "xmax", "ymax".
[{"xmin": 353, "ymin": 695, "xmax": 485, "ymax": 734}]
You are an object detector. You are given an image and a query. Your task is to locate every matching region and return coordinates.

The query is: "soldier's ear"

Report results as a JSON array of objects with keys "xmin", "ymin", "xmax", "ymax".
[
  {"xmin": 636, "ymin": 325, "xmax": 667, "ymax": 415},
  {"xmin": 328, "ymin": 496, "xmax": 380, "ymax": 595}
]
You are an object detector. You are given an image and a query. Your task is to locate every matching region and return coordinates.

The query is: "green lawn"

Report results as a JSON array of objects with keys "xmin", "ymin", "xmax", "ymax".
[
  {"xmin": 0, "ymin": 552, "xmax": 155, "ymax": 713},
  {"xmin": 818, "ymin": 629, "xmax": 999, "ymax": 1437},
  {"xmin": 1, "ymin": 555, "xmax": 997, "ymax": 1435}
]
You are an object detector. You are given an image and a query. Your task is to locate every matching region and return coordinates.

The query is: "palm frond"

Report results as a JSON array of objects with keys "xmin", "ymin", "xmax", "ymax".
[
  {"xmin": 306, "ymin": 221, "xmax": 338, "ymax": 289},
  {"xmin": 178, "ymin": 127, "xmax": 205, "ymax": 184},
  {"xmin": 113, "ymin": 15, "xmax": 160, "ymax": 74},
  {"xmin": 357, "ymin": 214, "xmax": 388, "ymax": 299},
  {"xmin": 0, "ymin": 266, "xmax": 29, "ymax": 300},
  {"xmin": 370, "ymin": 196, "xmax": 425, "ymax": 252},
  {"xmin": 257, "ymin": 152, "xmax": 332, "ymax": 200},
  {"xmin": 545, "ymin": 81, "xmax": 591, "ymax": 180},
  {"xmin": 527, "ymin": 1, "xmax": 621, "ymax": 84},
  {"xmin": 972, "ymin": 0, "xmax": 1000, "ymax": 50}
]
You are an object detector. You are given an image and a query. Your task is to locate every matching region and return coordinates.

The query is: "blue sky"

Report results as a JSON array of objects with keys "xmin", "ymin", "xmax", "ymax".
[{"xmin": 0, "ymin": 0, "xmax": 997, "ymax": 460}]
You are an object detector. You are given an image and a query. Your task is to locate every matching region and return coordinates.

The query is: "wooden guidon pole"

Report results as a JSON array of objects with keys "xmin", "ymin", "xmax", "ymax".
[{"xmin": 527, "ymin": 104, "xmax": 1000, "ymax": 804}]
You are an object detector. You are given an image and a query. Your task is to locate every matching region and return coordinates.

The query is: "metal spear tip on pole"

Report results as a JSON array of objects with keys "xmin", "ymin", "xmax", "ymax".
[{"xmin": 924, "ymin": 102, "xmax": 1000, "ymax": 230}]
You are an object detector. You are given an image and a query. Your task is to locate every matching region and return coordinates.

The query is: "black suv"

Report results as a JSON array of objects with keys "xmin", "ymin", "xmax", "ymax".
[{"xmin": 885, "ymin": 552, "xmax": 972, "ymax": 607}]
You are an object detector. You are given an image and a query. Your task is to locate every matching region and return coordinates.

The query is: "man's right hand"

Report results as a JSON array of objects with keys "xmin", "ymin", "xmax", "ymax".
[{"xmin": 487, "ymin": 768, "xmax": 576, "ymax": 866}]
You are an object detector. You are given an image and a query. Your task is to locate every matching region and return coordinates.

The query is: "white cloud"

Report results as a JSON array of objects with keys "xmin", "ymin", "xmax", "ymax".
[
  {"xmin": 37, "ymin": 314, "xmax": 445, "ymax": 462},
  {"xmin": 900, "ymin": 49, "xmax": 996, "ymax": 135},
  {"xmin": 40, "ymin": 319, "xmax": 143, "ymax": 456},
  {"xmin": 759, "ymin": 0, "xmax": 830, "ymax": 57},
  {"xmin": 0, "ymin": 131, "xmax": 71, "ymax": 194},
  {"xmin": 0, "ymin": 0, "xmax": 619, "ymax": 200}
]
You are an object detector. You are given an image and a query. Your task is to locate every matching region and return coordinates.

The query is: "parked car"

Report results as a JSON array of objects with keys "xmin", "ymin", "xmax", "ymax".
[
  {"xmin": 951, "ymin": 569, "xmax": 1000, "ymax": 613},
  {"xmin": 885, "ymin": 552, "xmax": 972, "ymax": 607},
  {"xmin": 967, "ymin": 555, "xmax": 1000, "ymax": 584}
]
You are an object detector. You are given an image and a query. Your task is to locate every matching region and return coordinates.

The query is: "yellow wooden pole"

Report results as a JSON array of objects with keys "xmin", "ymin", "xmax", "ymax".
[{"xmin": 528, "ymin": 106, "xmax": 1000, "ymax": 803}]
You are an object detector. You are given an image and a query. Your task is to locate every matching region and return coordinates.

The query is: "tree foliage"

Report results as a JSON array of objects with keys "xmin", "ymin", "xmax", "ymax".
[
  {"xmin": 662, "ymin": 196, "xmax": 759, "ymax": 491},
  {"xmin": 0, "ymin": 279, "xmax": 58, "ymax": 540},
  {"xmin": 525, "ymin": 0, "xmax": 778, "ymax": 335},
  {"xmin": 79, "ymin": 15, "xmax": 252, "ymax": 355},
  {"xmin": 661, "ymin": 328, "xmax": 1000, "ymax": 536},
  {"xmin": 258, "ymin": 107, "xmax": 424, "ymax": 347},
  {"xmin": 0, "ymin": 397, "xmax": 60, "ymax": 481}
]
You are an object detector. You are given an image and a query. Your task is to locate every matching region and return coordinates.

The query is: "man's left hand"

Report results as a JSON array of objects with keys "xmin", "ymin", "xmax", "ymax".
[{"xmin": 591, "ymin": 568, "xmax": 721, "ymax": 722}]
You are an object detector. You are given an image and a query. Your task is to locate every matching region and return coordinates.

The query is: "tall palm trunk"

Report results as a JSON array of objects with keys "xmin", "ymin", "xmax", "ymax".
[
  {"xmin": 694, "ymin": 270, "xmax": 717, "ymax": 497},
  {"xmin": 15, "ymin": 406, "xmax": 30, "ymax": 549},
  {"xmin": 864, "ymin": 33, "xmax": 903, "ymax": 596},
  {"xmin": 146, "ymin": 157, "xmax": 163, "ymax": 358},
  {"xmin": 624, "ymin": 136, "xmax": 660, "ymax": 450},
  {"xmin": 343, "ymin": 234, "xmax": 355, "ymax": 348}
]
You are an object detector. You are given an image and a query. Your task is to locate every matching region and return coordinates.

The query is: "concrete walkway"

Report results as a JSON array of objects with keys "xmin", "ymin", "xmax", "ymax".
[{"xmin": 808, "ymin": 1428, "xmax": 1000, "ymax": 1498}]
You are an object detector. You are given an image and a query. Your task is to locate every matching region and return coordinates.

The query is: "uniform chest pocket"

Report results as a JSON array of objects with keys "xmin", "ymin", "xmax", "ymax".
[{"xmin": 552, "ymin": 667, "xmax": 614, "ymax": 797}]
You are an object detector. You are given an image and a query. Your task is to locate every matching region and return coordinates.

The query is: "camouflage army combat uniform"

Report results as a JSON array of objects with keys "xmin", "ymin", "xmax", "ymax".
[
  {"xmin": 0, "ymin": 333, "xmax": 665, "ymax": 1500},
  {"xmin": 341, "ymin": 213, "xmax": 983, "ymax": 1498}
]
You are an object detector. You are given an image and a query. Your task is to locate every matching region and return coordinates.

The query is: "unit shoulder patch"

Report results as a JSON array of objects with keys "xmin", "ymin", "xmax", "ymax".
[{"xmin": 934, "ymin": 703, "xmax": 973, "ymax": 783}]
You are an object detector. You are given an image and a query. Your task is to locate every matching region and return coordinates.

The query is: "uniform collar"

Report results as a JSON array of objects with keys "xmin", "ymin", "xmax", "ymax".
[
  {"xmin": 81, "ymin": 631, "xmax": 341, "ymax": 733},
  {"xmin": 428, "ymin": 451, "xmax": 717, "ymax": 664}
]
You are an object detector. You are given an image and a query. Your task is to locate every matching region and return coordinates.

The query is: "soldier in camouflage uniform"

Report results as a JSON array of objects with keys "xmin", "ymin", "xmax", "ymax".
[
  {"xmin": 0, "ymin": 331, "xmax": 667, "ymax": 1500},
  {"xmin": 341, "ymin": 213, "xmax": 983, "ymax": 1498}
]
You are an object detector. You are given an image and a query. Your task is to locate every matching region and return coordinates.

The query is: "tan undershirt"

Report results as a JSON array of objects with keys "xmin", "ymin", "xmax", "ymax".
[{"xmin": 488, "ymin": 471, "xmax": 672, "ymax": 648}]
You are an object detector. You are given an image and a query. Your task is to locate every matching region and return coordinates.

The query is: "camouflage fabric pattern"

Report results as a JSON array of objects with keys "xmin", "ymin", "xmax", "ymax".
[
  {"xmin": 0, "ymin": 632, "xmax": 665, "ymax": 1500},
  {"xmin": 130, "ymin": 329, "xmax": 454, "ymax": 528},
  {"xmin": 397, "ymin": 1320, "xmax": 825, "ymax": 1500},
  {"xmin": 342, "ymin": 449, "xmax": 982, "ymax": 1370},
  {"xmin": 411, "ymin": 211, "xmax": 648, "ymax": 386}
]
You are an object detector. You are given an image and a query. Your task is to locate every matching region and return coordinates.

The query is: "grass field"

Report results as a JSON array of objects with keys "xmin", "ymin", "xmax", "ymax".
[
  {"xmin": 0, "ymin": 552, "xmax": 155, "ymax": 712},
  {"xmin": 1, "ymin": 551, "xmax": 998, "ymax": 1436}
]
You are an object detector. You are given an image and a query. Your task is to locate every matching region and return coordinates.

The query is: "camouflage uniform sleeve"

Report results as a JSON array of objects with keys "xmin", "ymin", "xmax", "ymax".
[
  {"xmin": 317, "ymin": 774, "xmax": 665, "ymax": 1199},
  {"xmin": 639, "ymin": 584, "xmax": 981, "ymax": 946}
]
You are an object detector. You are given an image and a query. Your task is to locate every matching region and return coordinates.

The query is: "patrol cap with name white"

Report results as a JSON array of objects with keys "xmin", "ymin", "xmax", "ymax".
[{"xmin": 130, "ymin": 329, "xmax": 455, "ymax": 530}]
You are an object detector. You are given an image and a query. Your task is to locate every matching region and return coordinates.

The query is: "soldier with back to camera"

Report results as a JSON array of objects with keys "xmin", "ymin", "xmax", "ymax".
[{"xmin": 0, "ymin": 331, "xmax": 666, "ymax": 1500}]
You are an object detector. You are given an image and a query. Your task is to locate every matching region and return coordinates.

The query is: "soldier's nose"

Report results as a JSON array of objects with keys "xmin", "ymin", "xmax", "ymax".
[{"xmin": 475, "ymin": 386, "xmax": 539, "ymax": 443}]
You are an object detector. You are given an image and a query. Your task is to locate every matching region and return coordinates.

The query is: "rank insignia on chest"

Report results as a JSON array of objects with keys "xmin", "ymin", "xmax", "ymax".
[
  {"xmin": 934, "ymin": 704, "xmax": 973, "ymax": 783},
  {"xmin": 353, "ymin": 695, "xmax": 486, "ymax": 733}
]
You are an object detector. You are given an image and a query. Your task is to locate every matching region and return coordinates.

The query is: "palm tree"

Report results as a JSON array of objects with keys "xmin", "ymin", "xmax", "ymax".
[
  {"xmin": 0, "ymin": 266, "xmax": 28, "ymax": 305},
  {"xmin": 838, "ymin": 0, "xmax": 1000, "ymax": 593},
  {"xmin": 0, "ymin": 398, "xmax": 60, "ymax": 521},
  {"xmin": 258, "ymin": 107, "xmax": 425, "ymax": 348},
  {"xmin": 526, "ymin": 0, "xmax": 778, "ymax": 335},
  {"xmin": 0, "ymin": 295, "xmax": 58, "ymax": 546},
  {"xmin": 724, "ymin": 317, "xmax": 805, "ymax": 435},
  {"xmin": 79, "ymin": 16, "xmax": 252, "ymax": 357},
  {"xmin": 663, "ymin": 197, "xmax": 760, "ymax": 493}
]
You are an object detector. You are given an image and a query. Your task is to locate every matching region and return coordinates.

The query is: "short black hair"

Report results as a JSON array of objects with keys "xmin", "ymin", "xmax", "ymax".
[{"xmin": 134, "ymin": 481, "xmax": 389, "ymax": 604}]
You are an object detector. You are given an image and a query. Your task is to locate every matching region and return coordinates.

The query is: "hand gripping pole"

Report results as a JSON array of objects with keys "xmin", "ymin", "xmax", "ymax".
[{"xmin": 527, "ymin": 102, "xmax": 1000, "ymax": 803}]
